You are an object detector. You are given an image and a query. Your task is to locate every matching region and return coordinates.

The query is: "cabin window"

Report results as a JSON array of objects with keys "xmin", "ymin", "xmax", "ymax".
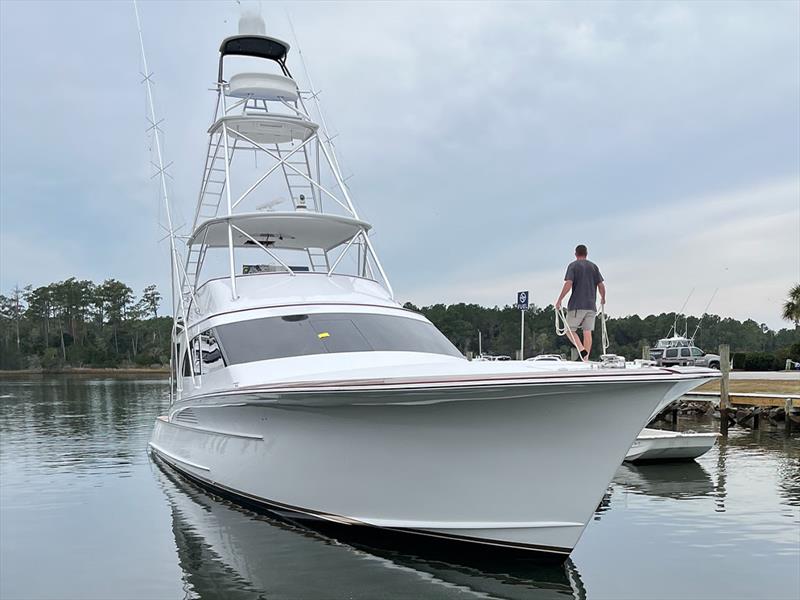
[
  {"xmin": 199, "ymin": 330, "xmax": 226, "ymax": 374},
  {"xmin": 192, "ymin": 337, "xmax": 203, "ymax": 375},
  {"xmin": 181, "ymin": 331, "xmax": 227, "ymax": 377},
  {"xmin": 213, "ymin": 312, "xmax": 463, "ymax": 365},
  {"xmin": 182, "ymin": 348, "xmax": 192, "ymax": 377}
]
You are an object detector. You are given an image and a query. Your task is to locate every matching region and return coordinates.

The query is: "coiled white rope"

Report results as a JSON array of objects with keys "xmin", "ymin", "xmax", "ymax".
[
  {"xmin": 554, "ymin": 306, "xmax": 573, "ymax": 338},
  {"xmin": 599, "ymin": 303, "xmax": 609, "ymax": 355},
  {"xmin": 555, "ymin": 306, "xmax": 581, "ymax": 360},
  {"xmin": 555, "ymin": 303, "xmax": 609, "ymax": 359}
]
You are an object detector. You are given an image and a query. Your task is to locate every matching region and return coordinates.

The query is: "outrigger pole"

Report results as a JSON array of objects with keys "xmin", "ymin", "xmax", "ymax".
[
  {"xmin": 668, "ymin": 287, "xmax": 695, "ymax": 338},
  {"xmin": 132, "ymin": 0, "xmax": 197, "ymax": 394},
  {"xmin": 690, "ymin": 287, "xmax": 719, "ymax": 341}
]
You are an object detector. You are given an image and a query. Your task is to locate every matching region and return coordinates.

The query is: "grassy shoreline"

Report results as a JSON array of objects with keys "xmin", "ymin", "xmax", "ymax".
[{"xmin": 698, "ymin": 379, "xmax": 799, "ymax": 395}]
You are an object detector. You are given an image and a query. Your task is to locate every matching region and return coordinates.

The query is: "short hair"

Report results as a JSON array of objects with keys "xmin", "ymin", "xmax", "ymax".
[{"xmin": 575, "ymin": 244, "xmax": 588, "ymax": 257}]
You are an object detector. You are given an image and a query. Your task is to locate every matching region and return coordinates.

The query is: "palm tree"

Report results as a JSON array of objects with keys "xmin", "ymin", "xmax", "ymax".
[{"xmin": 782, "ymin": 284, "xmax": 800, "ymax": 327}]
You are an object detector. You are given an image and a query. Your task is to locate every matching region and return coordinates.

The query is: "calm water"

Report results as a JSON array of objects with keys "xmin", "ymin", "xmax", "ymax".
[{"xmin": 1, "ymin": 377, "xmax": 798, "ymax": 600}]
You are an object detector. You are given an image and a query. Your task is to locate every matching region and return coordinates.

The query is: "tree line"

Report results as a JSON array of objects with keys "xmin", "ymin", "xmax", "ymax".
[
  {"xmin": 0, "ymin": 279, "xmax": 798, "ymax": 370},
  {"xmin": 0, "ymin": 279, "xmax": 171, "ymax": 370},
  {"xmin": 404, "ymin": 302, "xmax": 799, "ymax": 369}
]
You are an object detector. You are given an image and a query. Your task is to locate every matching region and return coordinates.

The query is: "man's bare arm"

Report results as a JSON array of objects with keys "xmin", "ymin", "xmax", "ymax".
[
  {"xmin": 556, "ymin": 281, "xmax": 572, "ymax": 309},
  {"xmin": 598, "ymin": 281, "xmax": 606, "ymax": 305}
]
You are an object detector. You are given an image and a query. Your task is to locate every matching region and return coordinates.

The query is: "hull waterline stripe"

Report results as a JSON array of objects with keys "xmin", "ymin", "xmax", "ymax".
[
  {"xmin": 149, "ymin": 448, "xmax": 573, "ymax": 555},
  {"xmin": 391, "ymin": 526, "xmax": 572, "ymax": 555},
  {"xmin": 362, "ymin": 518, "xmax": 583, "ymax": 529}
]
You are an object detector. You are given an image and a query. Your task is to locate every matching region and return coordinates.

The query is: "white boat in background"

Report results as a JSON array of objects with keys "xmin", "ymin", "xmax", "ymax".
[
  {"xmin": 625, "ymin": 428, "xmax": 719, "ymax": 463},
  {"xmin": 474, "ymin": 354, "xmax": 513, "ymax": 361},
  {"xmin": 142, "ymin": 11, "xmax": 718, "ymax": 558},
  {"xmin": 526, "ymin": 354, "xmax": 565, "ymax": 363}
]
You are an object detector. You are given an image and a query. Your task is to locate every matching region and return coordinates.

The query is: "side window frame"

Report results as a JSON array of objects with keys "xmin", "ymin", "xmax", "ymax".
[
  {"xmin": 182, "ymin": 336, "xmax": 201, "ymax": 377},
  {"xmin": 199, "ymin": 329, "xmax": 227, "ymax": 374},
  {"xmin": 181, "ymin": 330, "xmax": 228, "ymax": 378},
  {"xmin": 182, "ymin": 347, "xmax": 192, "ymax": 377}
]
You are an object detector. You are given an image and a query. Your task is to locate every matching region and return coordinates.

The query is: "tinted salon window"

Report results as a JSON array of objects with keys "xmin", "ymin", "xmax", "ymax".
[{"xmin": 215, "ymin": 313, "xmax": 462, "ymax": 365}]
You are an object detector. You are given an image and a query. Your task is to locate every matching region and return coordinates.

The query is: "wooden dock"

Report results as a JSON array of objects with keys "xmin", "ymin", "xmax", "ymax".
[
  {"xmin": 687, "ymin": 344, "xmax": 798, "ymax": 435},
  {"xmin": 683, "ymin": 391, "xmax": 799, "ymax": 408}
]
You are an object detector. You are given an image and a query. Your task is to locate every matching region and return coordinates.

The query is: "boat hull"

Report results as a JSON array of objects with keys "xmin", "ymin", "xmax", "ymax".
[
  {"xmin": 625, "ymin": 427, "xmax": 719, "ymax": 463},
  {"xmin": 153, "ymin": 455, "xmax": 586, "ymax": 596},
  {"xmin": 150, "ymin": 376, "xmax": 705, "ymax": 556}
]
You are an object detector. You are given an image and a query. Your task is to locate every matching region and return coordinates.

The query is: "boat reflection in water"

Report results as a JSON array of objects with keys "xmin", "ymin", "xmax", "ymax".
[
  {"xmin": 153, "ymin": 458, "xmax": 587, "ymax": 600},
  {"xmin": 613, "ymin": 461, "xmax": 715, "ymax": 500}
]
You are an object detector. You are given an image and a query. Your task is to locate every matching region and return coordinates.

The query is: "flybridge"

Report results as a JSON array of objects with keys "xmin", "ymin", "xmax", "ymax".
[
  {"xmin": 181, "ymin": 24, "xmax": 393, "ymax": 309},
  {"xmin": 188, "ymin": 212, "xmax": 371, "ymax": 250}
]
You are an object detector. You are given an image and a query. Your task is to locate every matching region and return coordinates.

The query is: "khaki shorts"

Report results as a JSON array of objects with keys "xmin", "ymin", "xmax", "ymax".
[{"xmin": 566, "ymin": 309, "xmax": 596, "ymax": 331}]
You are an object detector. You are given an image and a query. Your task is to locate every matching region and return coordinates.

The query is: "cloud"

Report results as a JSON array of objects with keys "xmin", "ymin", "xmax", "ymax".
[
  {"xmin": 407, "ymin": 176, "xmax": 799, "ymax": 328},
  {"xmin": 1, "ymin": 0, "xmax": 798, "ymax": 330}
]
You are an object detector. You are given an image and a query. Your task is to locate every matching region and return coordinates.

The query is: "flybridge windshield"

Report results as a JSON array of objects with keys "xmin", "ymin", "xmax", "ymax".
[{"xmin": 213, "ymin": 313, "xmax": 463, "ymax": 365}]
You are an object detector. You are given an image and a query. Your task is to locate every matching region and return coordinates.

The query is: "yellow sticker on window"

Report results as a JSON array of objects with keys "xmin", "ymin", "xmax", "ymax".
[{"xmin": 318, "ymin": 332, "xmax": 330, "ymax": 339}]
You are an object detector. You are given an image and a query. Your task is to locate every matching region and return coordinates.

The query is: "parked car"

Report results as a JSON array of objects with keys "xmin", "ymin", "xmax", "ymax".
[{"xmin": 650, "ymin": 336, "xmax": 720, "ymax": 369}]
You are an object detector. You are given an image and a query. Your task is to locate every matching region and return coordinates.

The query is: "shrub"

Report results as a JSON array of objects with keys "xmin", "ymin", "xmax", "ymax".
[
  {"xmin": 40, "ymin": 348, "xmax": 61, "ymax": 370},
  {"xmin": 743, "ymin": 352, "xmax": 775, "ymax": 371}
]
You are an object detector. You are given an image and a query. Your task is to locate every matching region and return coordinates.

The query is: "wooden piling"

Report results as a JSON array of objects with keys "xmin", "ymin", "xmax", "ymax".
[
  {"xmin": 642, "ymin": 345, "xmax": 650, "ymax": 361},
  {"xmin": 719, "ymin": 344, "xmax": 731, "ymax": 435},
  {"xmin": 786, "ymin": 398, "xmax": 794, "ymax": 436}
]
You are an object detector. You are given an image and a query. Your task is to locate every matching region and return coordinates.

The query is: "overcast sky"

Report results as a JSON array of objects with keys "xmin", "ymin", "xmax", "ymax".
[{"xmin": 1, "ymin": 1, "xmax": 798, "ymax": 329}]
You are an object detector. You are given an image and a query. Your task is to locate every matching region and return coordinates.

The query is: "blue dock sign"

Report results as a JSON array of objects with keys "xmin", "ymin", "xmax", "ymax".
[{"xmin": 516, "ymin": 290, "xmax": 529, "ymax": 310}]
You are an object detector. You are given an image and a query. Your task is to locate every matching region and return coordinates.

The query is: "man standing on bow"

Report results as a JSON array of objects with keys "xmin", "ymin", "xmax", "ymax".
[{"xmin": 555, "ymin": 244, "xmax": 606, "ymax": 361}]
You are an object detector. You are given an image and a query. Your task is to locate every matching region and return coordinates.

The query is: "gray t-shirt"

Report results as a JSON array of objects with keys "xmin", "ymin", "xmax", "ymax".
[{"xmin": 565, "ymin": 259, "xmax": 604, "ymax": 311}]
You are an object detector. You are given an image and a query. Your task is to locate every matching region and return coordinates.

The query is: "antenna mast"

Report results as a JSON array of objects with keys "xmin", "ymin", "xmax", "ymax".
[
  {"xmin": 690, "ymin": 288, "xmax": 719, "ymax": 341},
  {"xmin": 133, "ymin": 0, "xmax": 195, "ymax": 394},
  {"xmin": 668, "ymin": 288, "xmax": 695, "ymax": 337}
]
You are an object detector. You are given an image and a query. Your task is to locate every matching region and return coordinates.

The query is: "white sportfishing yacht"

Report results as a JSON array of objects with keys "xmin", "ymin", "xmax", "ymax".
[{"xmin": 147, "ymin": 14, "xmax": 718, "ymax": 558}]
